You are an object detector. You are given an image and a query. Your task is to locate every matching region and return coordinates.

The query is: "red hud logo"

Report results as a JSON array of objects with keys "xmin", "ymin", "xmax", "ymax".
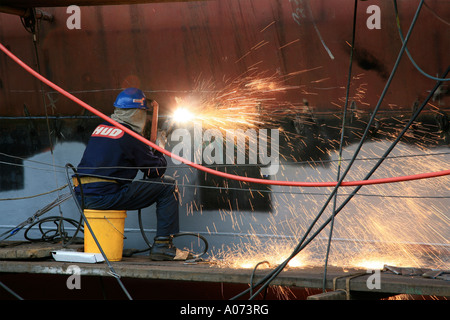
[{"xmin": 92, "ymin": 125, "xmax": 124, "ymax": 139}]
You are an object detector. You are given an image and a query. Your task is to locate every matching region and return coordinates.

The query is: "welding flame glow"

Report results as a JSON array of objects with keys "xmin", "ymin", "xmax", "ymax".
[
  {"xmin": 172, "ymin": 107, "xmax": 195, "ymax": 123},
  {"xmin": 171, "ymin": 71, "xmax": 300, "ymax": 132},
  {"xmin": 168, "ymin": 65, "xmax": 449, "ymax": 275},
  {"xmin": 212, "ymin": 240, "xmax": 309, "ymax": 270}
]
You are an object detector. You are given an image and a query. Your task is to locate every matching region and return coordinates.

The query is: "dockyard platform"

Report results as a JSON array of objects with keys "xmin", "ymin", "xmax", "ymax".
[{"xmin": 0, "ymin": 241, "xmax": 448, "ymax": 300}]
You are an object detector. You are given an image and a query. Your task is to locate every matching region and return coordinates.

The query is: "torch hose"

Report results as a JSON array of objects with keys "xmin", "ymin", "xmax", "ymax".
[{"xmin": 0, "ymin": 42, "xmax": 448, "ymax": 188}]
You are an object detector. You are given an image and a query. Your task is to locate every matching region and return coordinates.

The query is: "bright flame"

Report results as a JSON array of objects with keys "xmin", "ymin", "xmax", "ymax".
[
  {"xmin": 168, "ymin": 68, "xmax": 449, "ymax": 274},
  {"xmin": 170, "ymin": 72, "xmax": 299, "ymax": 131},
  {"xmin": 172, "ymin": 107, "xmax": 195, "ymax": 123},
  {"xmin": 352, "ymin": 259, "xmax": 388, "ymax": 270},
  {"xmin": 231, "ymin": 256, "xmax": 306, "ymax": 270},
  {"xmin": 212, "ymin": 240, "xmax": 309, "ymax": 270}
]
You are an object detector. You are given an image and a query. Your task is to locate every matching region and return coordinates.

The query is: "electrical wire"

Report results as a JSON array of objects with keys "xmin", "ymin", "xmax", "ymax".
[
  {"xmin": 2, "ymin": 150, "xmax": 450, "ymax": 172},
  {"xmin": 65, "ymin": 164, "xmax": 133, "ymax": 300},
  {"xmin": 249, "ymin": 261, "xmax": 270, "ymax": 299},
  {"xmin": 393, "ymin": 0, "xmax": 450, "ymax": 82},
  {"xmin": 64, "ymin": 164, "xmax": 209, "ymax": 298},
  {"xmin": 240, "ymin": 65, "xmax": 450, "ymax": 301},
  {"xmin": 0, "ymin": 0, "xmax": 448, "ymax": 300},
  {"xmin": 0, "ymin": 41, "xmax": 449, "ymax": 188},
  {"xmin": 0, "ymin": 166, "xmax": 447, "ymax": 210},
  {"xmin": 23, "ymin": 215, "xmax": 82, "ymax": 243},
  {"xmin": 27, "ymin": 8, "xmax": 68, "ymax": 233},
  {"xmin": 0, "ymin": 281, "xmax": 23, "ymax": 300},
  {"xmin": 173, "ymin": 232, "xmax": 209, "ymax": 260},
  {"xmin": 323, "ymin": 0, "xmax": 358, "ymax": 292},
  {"xmin": 243, "ymin": 67, "xmax": 450, "ymax": 300},
  {"xmin": 0, "ymin": 192, "xmax": 73, "ymax": 241},
  {"xmin": 423, "ymin": 1, "xmax": 450, "ymax": 27},
  {"xmin": 134, "ymin": 210, "xmax": 209, "ymax": 260},
  {"xmin": 231, "ymin": 0, "xmax": 444, "ymax": 300},
  {"xmin": 0, "ymin": 184, "xmax": 68, "ymax": 201}
]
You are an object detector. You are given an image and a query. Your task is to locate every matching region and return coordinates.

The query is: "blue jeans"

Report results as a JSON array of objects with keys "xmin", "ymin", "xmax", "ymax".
[{"xmin": 76, "ymin": 176, "xmax": 179, "ymax": 237}]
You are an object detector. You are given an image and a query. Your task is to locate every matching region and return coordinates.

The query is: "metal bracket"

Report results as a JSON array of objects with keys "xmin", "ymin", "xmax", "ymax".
[{"xmin": 333, "ymin": 272, "xmax": 367, "ymax": 300}]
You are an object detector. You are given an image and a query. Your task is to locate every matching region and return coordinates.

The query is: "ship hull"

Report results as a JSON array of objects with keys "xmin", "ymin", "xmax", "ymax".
[{"xmin": 0, "ymin": 0, "xmax": 449, "ymax": 116}]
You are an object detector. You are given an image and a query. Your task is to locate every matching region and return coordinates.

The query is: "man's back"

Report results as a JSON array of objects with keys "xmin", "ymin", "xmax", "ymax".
[{"xmin": 76, "ymin": 121, "xmax": 167, "ymax": 195}]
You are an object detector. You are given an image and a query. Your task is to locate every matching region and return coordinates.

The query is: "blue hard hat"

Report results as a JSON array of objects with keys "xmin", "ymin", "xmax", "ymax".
[{"xmin": 114, "ymin": 87, "xmax": 149, "ymax": 110}]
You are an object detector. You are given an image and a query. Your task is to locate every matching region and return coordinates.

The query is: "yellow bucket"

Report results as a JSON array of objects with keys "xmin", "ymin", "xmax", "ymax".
[{"xmin": 83, "ymin": 209, "xmax": 127, "ymax": 262}]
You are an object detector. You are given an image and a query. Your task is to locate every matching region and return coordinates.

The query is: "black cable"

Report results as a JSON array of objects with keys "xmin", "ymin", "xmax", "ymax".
[
  {"xmin": 393, "ymin": 0, "xmax": 450, "ymax": 82},
  {"xmin": 65, "ymin": 163, "xmax": 133, "ymax": 300},
  {"xmin": 131, "ymin": 172, "xmax": 209, "ymax": 258},
  {"xmin": 0, "ymin": 155, "xmax": 448, "ymax": 200},
  {"xmin": 0, "ymin": 281, "xmax": 23, "ymax": 300},
  {"xmin": 249, "ymin": 261, "xmax": 270, "ymax": 298},
  {"xmin": 305, "ymin": 66, "xmax": 450, "ymax": 252},
  {"xmin": 323, "ymin": 0, "xmax": 358, "ymax": 292},
  {"xmin": 173, "ymin": 232, "xmax": 209, "ymax": 260},
  {"xmin": 2, "ymin": 150, "xmax": 449, "ymax": 175},
  {"xmin": 23, "ymin": 216, "xmax": 83, "ymax": 244},
  {"xmin": 65, "ymin": 164, "xmax": 209, "ymax": 298},
  {"xmin": 230, "ymin": 0, "xmax": 428, "ymax": 300},
  {"xmin": 240, "ymin": 65, "xmax": 450, "ymax": 301},
  {"xmin": 137, "ymin": 209, "xmax": 153, "ymax": 252},
  {"xmin": 0, "ymin": 192, "xmax": 73, "ymax": 242},
  {"xmin": 28, "ymin": 7, "xmax": 69, "ymax": 232},
  {"xmin": 131, "ymin": 215, "xmax": 211, "ymax": 260}
]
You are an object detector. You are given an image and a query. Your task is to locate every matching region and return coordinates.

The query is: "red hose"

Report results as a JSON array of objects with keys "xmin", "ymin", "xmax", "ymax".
[{"xmin": 1, "ymin": 43, "xmax": 449, "ymax": 187}]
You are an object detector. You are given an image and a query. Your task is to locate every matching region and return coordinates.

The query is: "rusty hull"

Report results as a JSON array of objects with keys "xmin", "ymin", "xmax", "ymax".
[{"xmin": 0, "ymin": 0, "xmax": 449, "ymax": 117}]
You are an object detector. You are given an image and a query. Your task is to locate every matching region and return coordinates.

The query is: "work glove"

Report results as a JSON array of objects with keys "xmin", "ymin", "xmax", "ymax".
[
  {"xmin": 154, "ymin": 117, "xmax": 175, "ymax": 149},
  {"xmin": 160, "ymin": 117, "xmax": 175, "ymax": 135}
]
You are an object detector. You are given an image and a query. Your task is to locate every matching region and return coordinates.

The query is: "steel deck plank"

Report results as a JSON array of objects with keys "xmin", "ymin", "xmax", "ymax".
[{"xmin": 0, "ymin": 256, "xmax": 448, "ymax": 297}]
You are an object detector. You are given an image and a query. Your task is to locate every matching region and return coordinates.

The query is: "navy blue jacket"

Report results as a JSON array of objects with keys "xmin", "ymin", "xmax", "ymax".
[{"xmin": 75, "ymin": 121, "xmax": 167, "ymax": 195}]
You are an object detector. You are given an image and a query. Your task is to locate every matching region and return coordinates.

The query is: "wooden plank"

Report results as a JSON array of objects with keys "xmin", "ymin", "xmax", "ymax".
[
  {"xmin": 0, "ymin": 241, "xmax": 448, "ymax": 298},
  {"xmin": 0, "ymin": 241, "xmax": 83, "ymax": 260}
]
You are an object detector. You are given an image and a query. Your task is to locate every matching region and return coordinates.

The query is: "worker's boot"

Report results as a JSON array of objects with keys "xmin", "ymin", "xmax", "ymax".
[{"xmin": 149, "ymin": 235, "xmax": 193, "ymax": 261}]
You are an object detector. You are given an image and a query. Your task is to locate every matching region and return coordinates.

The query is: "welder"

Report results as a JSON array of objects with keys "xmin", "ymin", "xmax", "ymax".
[{"xmin": 74, "ymin": 87, "xmax": 192, "ymax": 261}]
